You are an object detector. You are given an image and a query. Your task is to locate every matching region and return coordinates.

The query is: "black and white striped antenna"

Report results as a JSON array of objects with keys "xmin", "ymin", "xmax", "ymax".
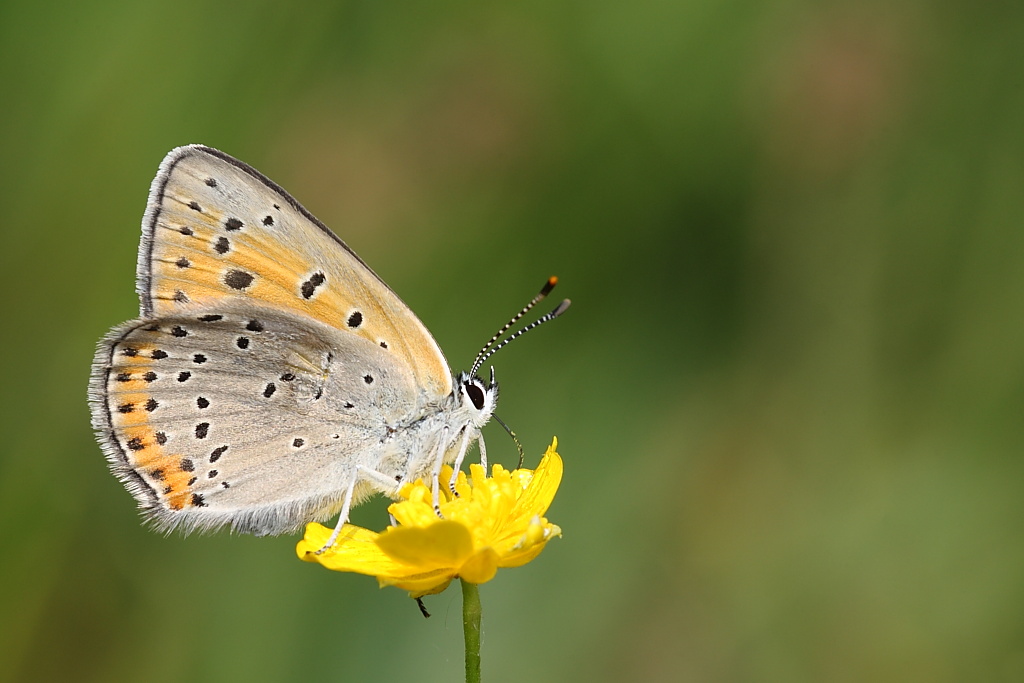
[{"xmin": 469, "ymin": 276, "xmax": 570, "ymax": 378}]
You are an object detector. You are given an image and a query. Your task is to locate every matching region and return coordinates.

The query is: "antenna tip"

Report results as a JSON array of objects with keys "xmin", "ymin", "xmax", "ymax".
[
  {"xmin": 540, "ymin": 276, "xmax": 558, "ymax": 296},
  {"xmin": 552, "ymin": 298, "xmax": 571, "ymax": 317}
]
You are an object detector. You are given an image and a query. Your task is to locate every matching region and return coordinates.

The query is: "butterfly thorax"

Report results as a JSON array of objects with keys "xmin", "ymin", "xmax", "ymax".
[{"xmin": 375, "ymin": 371, "xmax": 497, "ymax": 491}]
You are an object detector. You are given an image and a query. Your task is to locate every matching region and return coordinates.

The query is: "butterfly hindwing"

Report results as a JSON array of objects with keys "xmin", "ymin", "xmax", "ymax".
[
  {"xmin": 139, "ymin": 145, "xmax": 452, "ymax": 399},
  {"xmin": 90, "ymin": 302, "xmax": 420, "ymax": 535}
]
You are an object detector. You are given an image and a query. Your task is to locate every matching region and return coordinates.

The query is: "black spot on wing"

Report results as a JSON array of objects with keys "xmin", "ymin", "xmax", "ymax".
[
  {"xmin": 301, "ymin": 272, "xmax": 326, "ymax": 299},
  {"xmin": 224, "ymin": 270, "xmax": 254, "ymax": 290}
]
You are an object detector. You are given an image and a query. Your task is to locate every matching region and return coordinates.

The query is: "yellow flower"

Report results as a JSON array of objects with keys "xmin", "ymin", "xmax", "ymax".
[{"xmin": 297, "ymin": 439, "xmax": 563, "ymax": 598}]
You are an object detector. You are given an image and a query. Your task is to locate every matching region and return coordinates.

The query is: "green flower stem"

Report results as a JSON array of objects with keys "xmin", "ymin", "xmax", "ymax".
[{"xmin": 461, "ymin": 578, "xmax": 482, "ymax": 683}]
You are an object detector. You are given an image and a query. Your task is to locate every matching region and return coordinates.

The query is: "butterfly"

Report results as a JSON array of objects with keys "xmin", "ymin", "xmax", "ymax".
[{"xmin": 88, "ymin": 145, "xmax": 568, "ymax": 546}]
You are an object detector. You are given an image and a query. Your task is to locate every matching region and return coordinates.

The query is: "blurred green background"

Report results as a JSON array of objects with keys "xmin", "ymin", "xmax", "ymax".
[{"xmin": 2, "ymin": 1, "xmax": 1022, "ymax": 681}]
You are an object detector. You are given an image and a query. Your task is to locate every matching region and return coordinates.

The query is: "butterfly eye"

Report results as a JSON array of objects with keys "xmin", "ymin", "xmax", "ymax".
[{"xmin": 464, "ymin": 381, "xmax": 485, "ymax": 410}]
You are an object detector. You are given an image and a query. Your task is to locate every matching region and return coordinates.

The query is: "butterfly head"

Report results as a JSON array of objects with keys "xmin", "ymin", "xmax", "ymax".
[{"xmin": 454, "ymin": 369, "xmax": 499, "ymax": 428}]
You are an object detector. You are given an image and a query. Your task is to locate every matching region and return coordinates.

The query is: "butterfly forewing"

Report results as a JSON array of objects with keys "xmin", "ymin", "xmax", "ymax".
[
  {"xmin": 139, "ymin": 145, "xmax": 452, "ymax": 399},
  {"xmin": 92, "ymin": 303, "xmax": 420, "ymax": 535}
]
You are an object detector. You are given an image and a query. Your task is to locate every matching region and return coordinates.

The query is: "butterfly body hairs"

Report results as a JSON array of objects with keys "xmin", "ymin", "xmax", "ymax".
[{"xmin": 89, "ymin": 145, "xmax": 567, "ymax": 542}]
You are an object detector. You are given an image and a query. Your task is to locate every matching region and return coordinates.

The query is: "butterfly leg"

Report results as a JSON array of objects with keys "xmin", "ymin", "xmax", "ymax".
[
  {"xmin": 447, "ymin": 428, "xmax": 473, "ymax": 495},
  {"xmin": 478, "ymin": 433, "xmax": 488, "ymax": 471},
  {"xmin": 318, "ymin": 475, "xmax": 359, "ymax": 554},
  {"xmin": 430, "ymin": 427, "xmax": 449, "ymax": 516}
]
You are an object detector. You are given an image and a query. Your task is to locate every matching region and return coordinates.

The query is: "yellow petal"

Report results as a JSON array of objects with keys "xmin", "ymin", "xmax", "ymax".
[
  {"xmin": 498, "ymin": 542, "xmax": 548, "ymax": 568},
  {"xmin": 295, "ymin": 521, "xmax": 338, "ymax": 557},
  {"xmin": 297, "ymin": 523, "xmax": 416, "ymax": 576},
  {"xmin": 376, "ymin": 520, "xmax": 473, "ymax": 568},
  {"xmin": 296, "ymin": 522, "xmax": 379, "ymax": 558},
  {"xmin": 379, "ymin": 572, "xmax": 455, "ymax": 599},
  {"xmin": 388, "ymin": 498, "xmax": 438, "ymax": 528},
  {"xmin": 510, "ymin": 451, "xmax": 562, "ymax": 520},
  {"xmin": 458, "ymin": 547, "xmax": 500, "ymax": 584},
  {"xmin": 501, "ymin": 528, "xmax": 565, "ymax": 569}
]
